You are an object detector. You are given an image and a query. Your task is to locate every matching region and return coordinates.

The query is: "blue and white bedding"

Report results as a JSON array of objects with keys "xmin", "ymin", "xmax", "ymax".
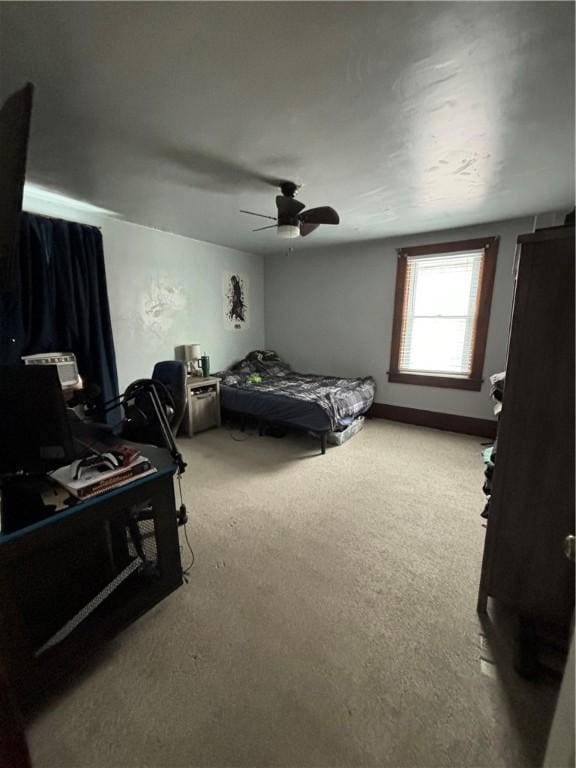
[{"xmin": 218, "ymin": 351, "xmax": 376, "ymax": 431}]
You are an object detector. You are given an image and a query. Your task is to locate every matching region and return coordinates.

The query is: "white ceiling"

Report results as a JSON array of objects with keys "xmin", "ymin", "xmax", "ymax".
[{"xmin": 1, "ymin": 1, "xmax": 574, "ymax": 255}]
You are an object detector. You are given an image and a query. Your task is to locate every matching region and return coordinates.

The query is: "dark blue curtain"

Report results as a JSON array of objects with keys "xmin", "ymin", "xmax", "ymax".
[{"xmin": 0, "ymin": 213, "xmax": 119, "ymax": 422}]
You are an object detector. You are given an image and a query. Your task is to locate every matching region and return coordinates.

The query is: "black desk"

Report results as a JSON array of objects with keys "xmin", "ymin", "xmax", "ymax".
[{"xmin": 0, "ymin": 444, "xmax": 183, "ymax": 713}]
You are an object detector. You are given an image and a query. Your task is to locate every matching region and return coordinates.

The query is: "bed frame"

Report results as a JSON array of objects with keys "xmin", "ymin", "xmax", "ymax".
[{"xmin": 231, "ymin": 410, "xmax": 329, "ymax": 455}]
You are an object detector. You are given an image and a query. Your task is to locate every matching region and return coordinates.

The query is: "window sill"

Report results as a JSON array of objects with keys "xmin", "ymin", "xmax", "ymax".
[{"xmin": 388, "ymin": 371, "xmax": 483, "ymax": 391}]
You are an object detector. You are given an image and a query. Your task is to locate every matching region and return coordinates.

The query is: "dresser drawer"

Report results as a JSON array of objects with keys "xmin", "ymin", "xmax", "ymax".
[{"xmin": 190, "ymin": 390, "xmax": 218, "ymax": 433}]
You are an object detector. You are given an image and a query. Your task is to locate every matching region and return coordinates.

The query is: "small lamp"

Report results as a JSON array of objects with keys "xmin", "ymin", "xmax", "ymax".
[
  {"xmin": 177, "ymin": 344, "xmax": 202, "ymax": 376},
  {"xmin": 188, "ymin": 344, "xmax": 202, "ymax": 376}
]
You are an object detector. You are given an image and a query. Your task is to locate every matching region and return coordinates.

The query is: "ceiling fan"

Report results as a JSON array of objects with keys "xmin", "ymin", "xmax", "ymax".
[{"xmin": 240, "ymin": 181, "xmax": 340, "ymax": 238}]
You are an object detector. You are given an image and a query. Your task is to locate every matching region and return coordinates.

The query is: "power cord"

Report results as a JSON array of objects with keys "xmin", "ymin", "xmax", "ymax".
[
  {"xmin": 182, "ymin": 520, "xmax": 195, "ymax": 580},
  {"xmin": 176, "ymin": 471, "xmax": 195, "ymax": 580},
  {"xmin": 230, "ymin": 431, "xmax": 251, "ymax": 442}
]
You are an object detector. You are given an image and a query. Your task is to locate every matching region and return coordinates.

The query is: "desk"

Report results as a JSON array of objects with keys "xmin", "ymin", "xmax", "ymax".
[{"xmin": 0, "ymin": 444, "xmax": 182, "ymax": 713}]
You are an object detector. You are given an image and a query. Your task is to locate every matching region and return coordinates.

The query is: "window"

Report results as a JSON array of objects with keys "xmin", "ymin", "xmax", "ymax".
[{"xmin": 388, "ymin": 237, "xmax": 498, "ymax": 391}]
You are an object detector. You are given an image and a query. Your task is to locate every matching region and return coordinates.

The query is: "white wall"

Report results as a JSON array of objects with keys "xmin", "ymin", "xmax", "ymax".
[
  {"xmin": 265, "ymin": 217, "xmax": 534, "ymax": 421},
  {"xmin": 19, "ymin": 193, "xmax": 538, "ymax": 421},
  {"xmin": 23, "ymin": 193, "xmax": 265, "ymax": 390}
]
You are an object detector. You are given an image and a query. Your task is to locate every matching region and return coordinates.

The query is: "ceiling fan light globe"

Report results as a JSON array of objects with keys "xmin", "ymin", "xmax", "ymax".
[{"xmin": 277, "ymin": 224, "xmax": 300, "ymax": 239}]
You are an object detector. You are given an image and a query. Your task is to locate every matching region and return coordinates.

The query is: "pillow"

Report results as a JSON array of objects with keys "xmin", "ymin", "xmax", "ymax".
[
  {"xmin": 228, "ymin": 350, "xmax": 290, "ymax": 374},
  {"xmin": 245, "ymin": 350, "xmax": 291, "ymax": 372}
]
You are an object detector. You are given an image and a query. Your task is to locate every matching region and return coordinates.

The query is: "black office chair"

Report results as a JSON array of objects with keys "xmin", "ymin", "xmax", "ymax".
[
  {"xmin": 120, "ymin": 361, "xmax": 187, "ymax": 446},
  {"xmin": 118, "ymin": 360, "xmax": 188, "ymax": 527},
  {"xmin": 151, "ymin": 361, "xmax": 187, "ymax": 433}
]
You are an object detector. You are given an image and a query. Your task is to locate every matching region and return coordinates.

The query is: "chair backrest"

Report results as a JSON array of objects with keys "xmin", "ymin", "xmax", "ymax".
[{"xmin": 152, "ymin": 361, "xmax": 187, "ymax": 432}]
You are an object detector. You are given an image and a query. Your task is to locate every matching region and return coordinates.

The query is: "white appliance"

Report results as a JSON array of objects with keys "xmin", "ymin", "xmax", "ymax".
[{"xmin": 21, "ymin": 352, "xmax": 81, "ymax": 390}]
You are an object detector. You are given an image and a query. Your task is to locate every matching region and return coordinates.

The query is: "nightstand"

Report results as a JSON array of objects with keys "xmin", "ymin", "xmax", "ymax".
[{"xmin": 181, "ymin": 377, "xmax": 221, "ymax": 437}]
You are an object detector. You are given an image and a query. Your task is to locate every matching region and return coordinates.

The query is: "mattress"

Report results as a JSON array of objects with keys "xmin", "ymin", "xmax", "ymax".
[{"xmin": 221, "ymin": 385, "xmax": 333, "ymax": 432}]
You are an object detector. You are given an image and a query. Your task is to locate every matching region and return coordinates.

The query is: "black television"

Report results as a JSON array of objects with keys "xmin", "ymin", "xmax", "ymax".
[{"xmin": 0, "ymin": 83, "xmax": 34, "ymax": 290}]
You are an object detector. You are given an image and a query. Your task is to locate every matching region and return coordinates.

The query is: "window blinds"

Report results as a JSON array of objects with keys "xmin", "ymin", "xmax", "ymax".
[{"xmin": 398, "ymin": 250, "xmax": 484, "ymax": 376}]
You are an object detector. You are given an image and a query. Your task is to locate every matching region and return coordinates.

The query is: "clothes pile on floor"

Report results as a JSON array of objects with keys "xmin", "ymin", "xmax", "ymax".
[{"xmin": 481, "ymin": 372, "xmax": 505, "ymax": 519}]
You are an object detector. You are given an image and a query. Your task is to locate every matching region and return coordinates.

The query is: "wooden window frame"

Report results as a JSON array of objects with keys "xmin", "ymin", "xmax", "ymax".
[{"xmin": 388, "ymin": 236, "xmax": 499, "ymax": 391}]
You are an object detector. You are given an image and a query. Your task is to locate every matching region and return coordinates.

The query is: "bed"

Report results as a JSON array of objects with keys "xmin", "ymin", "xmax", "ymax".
[{"xmin": 217, "ymin": 351, "xmax": 376, "ymax": 454}]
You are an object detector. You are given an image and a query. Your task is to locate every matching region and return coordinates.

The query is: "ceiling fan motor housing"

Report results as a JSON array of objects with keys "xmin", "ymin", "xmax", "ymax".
[
  {"xmin": 277, "ymin": 182, "xmax": 300, "ymax": 228},
  {"xmin": 278, "ymin": 214, "xmax": 300, "ymax": 226},
  {"xmin": 276, "ymin": 183, "xmax": 305, "ymax": 228}
]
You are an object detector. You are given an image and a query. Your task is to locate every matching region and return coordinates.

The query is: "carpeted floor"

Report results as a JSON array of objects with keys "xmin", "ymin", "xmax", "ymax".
[{"xmin": 28, "ymin": 420, "xmax": 558, "ymax": 768}]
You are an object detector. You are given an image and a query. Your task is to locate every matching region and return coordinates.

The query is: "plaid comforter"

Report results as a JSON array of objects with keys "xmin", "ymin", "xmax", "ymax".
[{"xmin": 219, "ymin": 351, "xmax": 376, "ymax": 430}]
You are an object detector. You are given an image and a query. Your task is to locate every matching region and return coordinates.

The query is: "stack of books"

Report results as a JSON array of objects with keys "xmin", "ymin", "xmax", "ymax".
[{"xmin": 50, "ymin": 448, "xmax": 156, "ymax": 500}]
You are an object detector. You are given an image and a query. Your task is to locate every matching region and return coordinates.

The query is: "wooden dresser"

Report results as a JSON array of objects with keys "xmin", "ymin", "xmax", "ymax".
[{"xmin": 478, "ymin": 225, "xmax": 575, "ymax": 648}]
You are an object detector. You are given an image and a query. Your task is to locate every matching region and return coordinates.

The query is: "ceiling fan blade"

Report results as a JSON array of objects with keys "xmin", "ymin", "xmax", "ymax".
[
  {"xmin": 299, "ymin": 206, "xmax": 340, "ymax": 225},
  {"xmin": 300, "ymin": 223, "xmax": 320, "ymax": 237},
  {"xmin": 240, "ymin": 210, "xmax": 277, "ymax": 221},
  {"xmin": 252, "ymin": 224, "xmax": 278, "ymax": 232},
  {"xmin": 276, "ymin": 195, "xmax": 306, "ymax": 218}
]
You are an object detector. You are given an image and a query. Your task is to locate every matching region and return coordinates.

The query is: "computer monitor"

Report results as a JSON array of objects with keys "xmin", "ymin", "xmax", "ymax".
[{"xmin": 0, "ymin": 365, "xmax": 75, "ymax": 474}]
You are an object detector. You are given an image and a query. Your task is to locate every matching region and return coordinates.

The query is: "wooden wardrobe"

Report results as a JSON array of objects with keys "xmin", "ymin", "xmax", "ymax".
[{"xmin": 478, "ymin": 224, "xmax": 575, "ymax": 645}]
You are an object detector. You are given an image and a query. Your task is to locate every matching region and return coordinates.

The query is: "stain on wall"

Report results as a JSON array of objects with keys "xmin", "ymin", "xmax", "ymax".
[{"xmin": 142, "ymin": 277, "xmax": 187, "ymax": 336}]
